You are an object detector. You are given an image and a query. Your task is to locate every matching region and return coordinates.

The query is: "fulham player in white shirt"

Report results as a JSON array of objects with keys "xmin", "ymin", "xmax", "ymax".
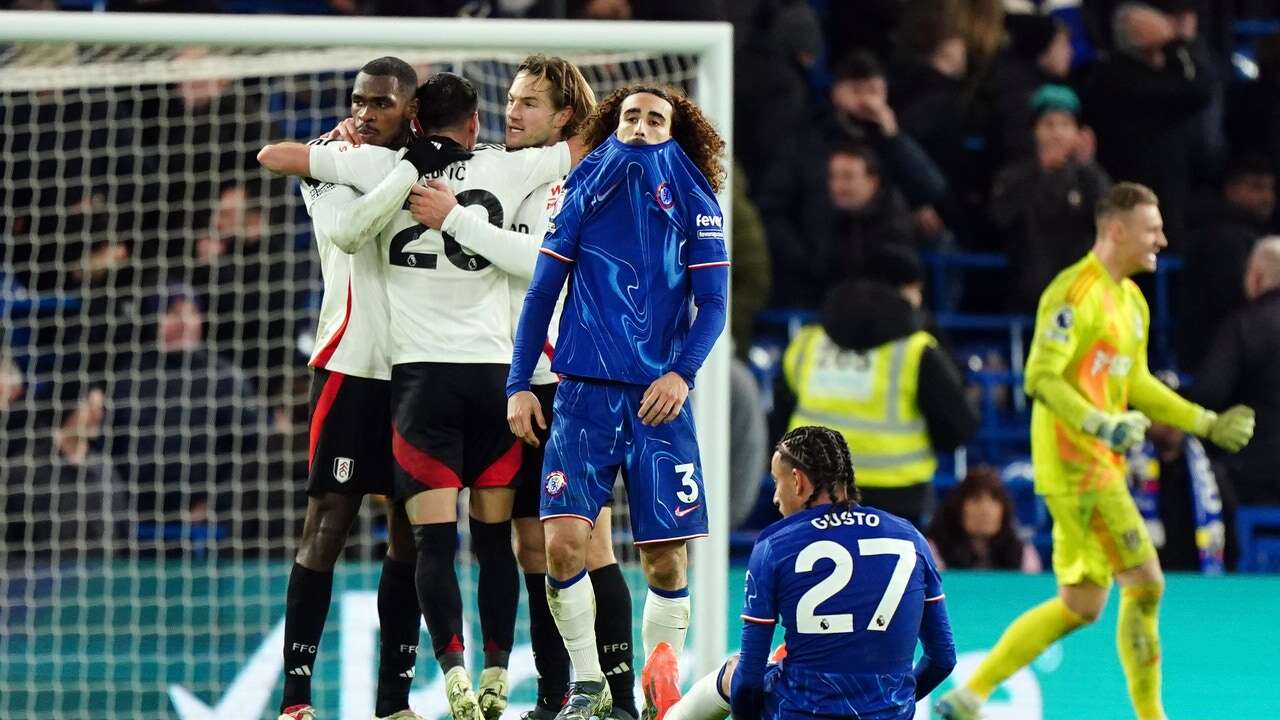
[
  {"xmin": 263, "ymin": 71, "xmax": 585, "ymax": 720},
  {"xmin": 398, "ymin": 55, "xmax": 638, "ymax": 720},
  {"xmin": 258, "ymin": 56, "xmax": 424, "ymax": 720}
]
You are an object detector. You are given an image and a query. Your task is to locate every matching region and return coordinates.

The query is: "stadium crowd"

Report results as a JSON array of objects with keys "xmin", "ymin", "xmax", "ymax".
[{"xmin": 3, "ymin": 0, "xmax": 1280, "ymax": 573}]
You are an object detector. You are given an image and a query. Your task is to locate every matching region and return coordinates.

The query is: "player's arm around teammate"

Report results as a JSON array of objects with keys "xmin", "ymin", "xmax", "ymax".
[
  {"xmin": 258, "ymin": 58, "xmax": 428, "ymax": 720},
  {"xmin": 264, "ymin": 73, "xmax": 542, "ymax": 720},
  {"xmin": 258, "ymin": 135, "xmax": 421, "ymax": 254},
  {"xmin": 398, "ymin": 57, "xmax": 640, "ymax": 720}
]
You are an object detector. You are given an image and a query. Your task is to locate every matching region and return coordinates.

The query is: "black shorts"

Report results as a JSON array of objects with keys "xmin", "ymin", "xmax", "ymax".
[
  {"xmin": 513, "ymin": 382, "xmax": 559, "ymax": 519},
  {"xmin": 306, "ymin": 368, "xmax": 394, "ymax": 497},
  {"xmin": 391, "ymin": 362, "xmax": 522, "ymax": 501}
]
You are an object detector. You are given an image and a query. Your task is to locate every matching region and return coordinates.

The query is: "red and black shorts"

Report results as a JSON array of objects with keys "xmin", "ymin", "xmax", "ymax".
[
  {"xmin": 307, "ymin": 368, "xmax": 394, "ymax": 497},
  {"xmin": 513, "ymin": 382, "xmax": 559, "ymax": 519},
  {"xmin": 391, "ymin": 362, "xmax": 523, "ymax": 501}
]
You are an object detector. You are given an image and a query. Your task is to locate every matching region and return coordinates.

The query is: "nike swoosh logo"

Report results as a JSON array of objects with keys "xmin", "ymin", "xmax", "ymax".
[
  {"xmin": 673, "ymin": 504, "xmax": 701, "ymax": 518},
  {"xmin": 594, "ymin": 182, "xmax": 621, "ymax": 204}
]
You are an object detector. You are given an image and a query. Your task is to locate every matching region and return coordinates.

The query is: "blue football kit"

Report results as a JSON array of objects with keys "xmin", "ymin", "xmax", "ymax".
[
  {"xmin": 506, "ymin": 135, "xmax": 728, "ymax": 543},
  {"xmin": 733, "ymin": 504, "xmax": 956, "ymax": 720}
]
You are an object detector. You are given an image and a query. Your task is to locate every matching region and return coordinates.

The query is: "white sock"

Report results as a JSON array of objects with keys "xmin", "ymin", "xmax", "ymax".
[
  {"xmin": 642, "ymin": 587, "xmax": 691, "ymax": 661},
  {"xmin": 666, "ymin": 665, "xmax": 730, "ymax": 720},
  {"xmin": 546, "ymin": 571, "xmax": 603, "ymax": 682}
]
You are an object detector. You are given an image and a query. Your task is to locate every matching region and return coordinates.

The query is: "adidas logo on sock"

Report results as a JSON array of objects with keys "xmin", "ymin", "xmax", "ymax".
[
  {"xmin": 399, "ymin": 667, "xmax": 416, "ymax": 679},
  {"xmin": 288, "ymin": 666, "xmax": 312, "ymax": 677},
  {"xmin": 604, "ymin": 662, "xmax": 631, "ymax": 676}
]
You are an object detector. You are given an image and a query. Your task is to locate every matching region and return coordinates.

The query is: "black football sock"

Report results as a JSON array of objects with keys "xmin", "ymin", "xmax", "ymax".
[
  {"xmin": 281, "ymin": 563, "xmax": 333, "ymax": 711},
  {"xmin": 471, "ymin": 516, "xmax": 518, "ymax": 668},
  {"xmin": 375, "ymin": 556, "xmax": 420, "ymax": 717},
  {"xmin": 592, "ymin": 563, "xmax": 637, "ymax": 716},
  {"xmin": 413, "ymin": 522, "xmax": 465, "ymax": 672},
  {"xmin": 525, "ymin": 571, "xmax": 571, "ymax": 710}
]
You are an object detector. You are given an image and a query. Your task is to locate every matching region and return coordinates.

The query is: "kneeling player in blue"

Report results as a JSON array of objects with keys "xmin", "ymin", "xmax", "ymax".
[
  {"xmin": 506, "ymin": 85, "xmax": 729, "ymax": 720},
  {"xmin": 658, "ymin": 427, "xmax": 956, "ymax": 720}
]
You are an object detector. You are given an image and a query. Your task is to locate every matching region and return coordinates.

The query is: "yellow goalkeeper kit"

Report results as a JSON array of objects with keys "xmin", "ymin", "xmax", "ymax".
[{"xmin": 1024, "ymin": 251, "xmax": 1210, "ymax": 585}]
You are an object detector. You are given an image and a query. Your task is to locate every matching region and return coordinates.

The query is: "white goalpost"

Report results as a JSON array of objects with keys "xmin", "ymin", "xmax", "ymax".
[{"xmin": 0, "ymin": 10, "xmax": 731, "ymax": 720}]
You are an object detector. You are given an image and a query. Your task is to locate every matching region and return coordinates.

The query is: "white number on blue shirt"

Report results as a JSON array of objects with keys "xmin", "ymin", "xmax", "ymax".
[
  {"xmin": 794, "ymin": 537, "xmax": 917, "ymax": 634},
  {"xmin": 674, "ymin": 463, "xmax": 698, "ymax": 503},
  {"xmin": 795, "ymin": 540, "xmax": 853, "ymax": 634},
  {"xmin": 856, "ymin": 538, "xmax": 917, "ymax": 632}
]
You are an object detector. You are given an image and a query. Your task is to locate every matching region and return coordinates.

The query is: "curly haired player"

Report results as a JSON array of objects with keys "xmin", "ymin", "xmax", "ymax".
[{"xmin": 506, "ymin": 84, "xmax": 728, "ymax": 720}]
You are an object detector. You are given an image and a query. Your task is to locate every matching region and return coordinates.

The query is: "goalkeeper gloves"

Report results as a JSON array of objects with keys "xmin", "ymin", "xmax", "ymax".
[
  {"xmin": 1082, "ymin": 410, "xmax": 1151, "ymax": 453},
  {"xmin": 1197, "ymin": 405, "xmax": 1256, "ymax": 452}
]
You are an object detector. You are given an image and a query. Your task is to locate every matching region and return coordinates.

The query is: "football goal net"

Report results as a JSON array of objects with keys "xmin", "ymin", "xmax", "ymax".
[{"xmin": 0, "ymin": 11, "xmax": 732, "ymax": 719}]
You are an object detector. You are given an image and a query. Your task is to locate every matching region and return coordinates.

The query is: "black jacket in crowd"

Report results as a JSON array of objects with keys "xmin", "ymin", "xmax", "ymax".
[
  {"xmin": 1180, "ymin": 203, "xmax": 1270, "ymax": 368},
  {"xmin": 752, "ymin": 133, "xmax": 832, "ymax": 309},
  {"xmin": 1189, "ymin": 288, "xmax": 1280, "ymax": 505},
  {"xmin": 826, "ymin": 186, "xmax": 915, "ymax": 285},
  {"xmin": 992, "ymin": 55, "xmax": 1064, "ymax": 163},
  {"xmin": 989, "ymin": 158, "xmax": 1112, "ymax": 313},
  {"xmin": 890, "ymin": 61, "xmax": 969, "ymax": 187},
  {"xmin": 1086, "ymin": 41, "xmax": 1214, "ymax": 248},
  {"xmin": 820, "ymin": 110, "xmax": 950, "ymax": 211},
  {"xmin": 107, "ymin": 347, "xmax": 266, "ymax": 516},
  {"xmin": 1225, "ymin": 68, "xmax": 1280, "ymax": 185},
  {"xmin": 2, "ymin": 434, "xmax": 123, "ymax": 558}
]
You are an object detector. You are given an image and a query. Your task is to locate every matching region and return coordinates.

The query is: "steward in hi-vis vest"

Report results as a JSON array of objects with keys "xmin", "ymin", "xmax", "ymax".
[{"xmin": 778, "ymin": 251, "xmax": 978, "ymax": 529}]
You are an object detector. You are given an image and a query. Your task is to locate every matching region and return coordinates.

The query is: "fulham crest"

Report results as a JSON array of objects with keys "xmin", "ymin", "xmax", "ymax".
[{"xmin": 333, "ymin": 457, "xmax": 355, "ymax": 483}]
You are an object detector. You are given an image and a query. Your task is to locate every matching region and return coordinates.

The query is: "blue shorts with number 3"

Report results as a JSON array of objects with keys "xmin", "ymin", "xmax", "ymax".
[{"xmin": 539, "ymin": 377, "xmax": 708, "ymax": 544}]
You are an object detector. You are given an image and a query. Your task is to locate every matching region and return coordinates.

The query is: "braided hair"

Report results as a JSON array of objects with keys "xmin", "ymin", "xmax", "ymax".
[{"xmin": 776, "ymin": 426, "xmax": 860, "ymax": 508}]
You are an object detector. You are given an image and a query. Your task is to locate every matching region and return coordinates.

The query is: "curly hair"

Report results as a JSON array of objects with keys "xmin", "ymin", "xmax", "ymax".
[
  {"xmin": 776, "ymin": 426, "xmax": 860, "ymax": 508},
  {"xmin": 578, "ymin": 84, "xmax": 726, "ymax": 193}
]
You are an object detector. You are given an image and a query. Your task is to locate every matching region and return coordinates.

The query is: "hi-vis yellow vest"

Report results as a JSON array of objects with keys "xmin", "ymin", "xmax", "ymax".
[{"xmin": 783, "ymin": 326, "xmax": 937, "ymax": 488}]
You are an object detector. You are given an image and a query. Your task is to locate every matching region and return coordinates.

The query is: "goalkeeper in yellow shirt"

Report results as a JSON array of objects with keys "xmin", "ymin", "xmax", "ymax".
[{"xmin": 937, "ymin": 183, "xmax": 1255, "ymax": 720}]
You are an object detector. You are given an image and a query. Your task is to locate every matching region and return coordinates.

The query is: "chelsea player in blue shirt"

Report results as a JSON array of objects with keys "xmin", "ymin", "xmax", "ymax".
[
  {"xmin": 506, "ymin": 85, "xmax": 729, "ymax": 720},
  {"xmin": 660, "ymin": 427, "xmax": 956, "ymax": 720}
]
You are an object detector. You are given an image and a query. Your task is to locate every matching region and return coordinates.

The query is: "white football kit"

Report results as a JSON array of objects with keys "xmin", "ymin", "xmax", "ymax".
[
  {"xmin": 438, "ymin": 175, "xmax": 569, "ymax": 386},
  {"xmin": 306, "ymin": 140, "xmax": 571, "ymax": 365},
  {"xmin": 299, "ymin": 138, "xmax": 410, "ymax": 380}
]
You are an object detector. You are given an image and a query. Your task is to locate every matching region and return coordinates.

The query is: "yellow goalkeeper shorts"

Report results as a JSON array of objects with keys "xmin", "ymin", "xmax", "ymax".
[{"xmin": 1045, "ymin": 482, "xmax": 1156, "ymax": 588}]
